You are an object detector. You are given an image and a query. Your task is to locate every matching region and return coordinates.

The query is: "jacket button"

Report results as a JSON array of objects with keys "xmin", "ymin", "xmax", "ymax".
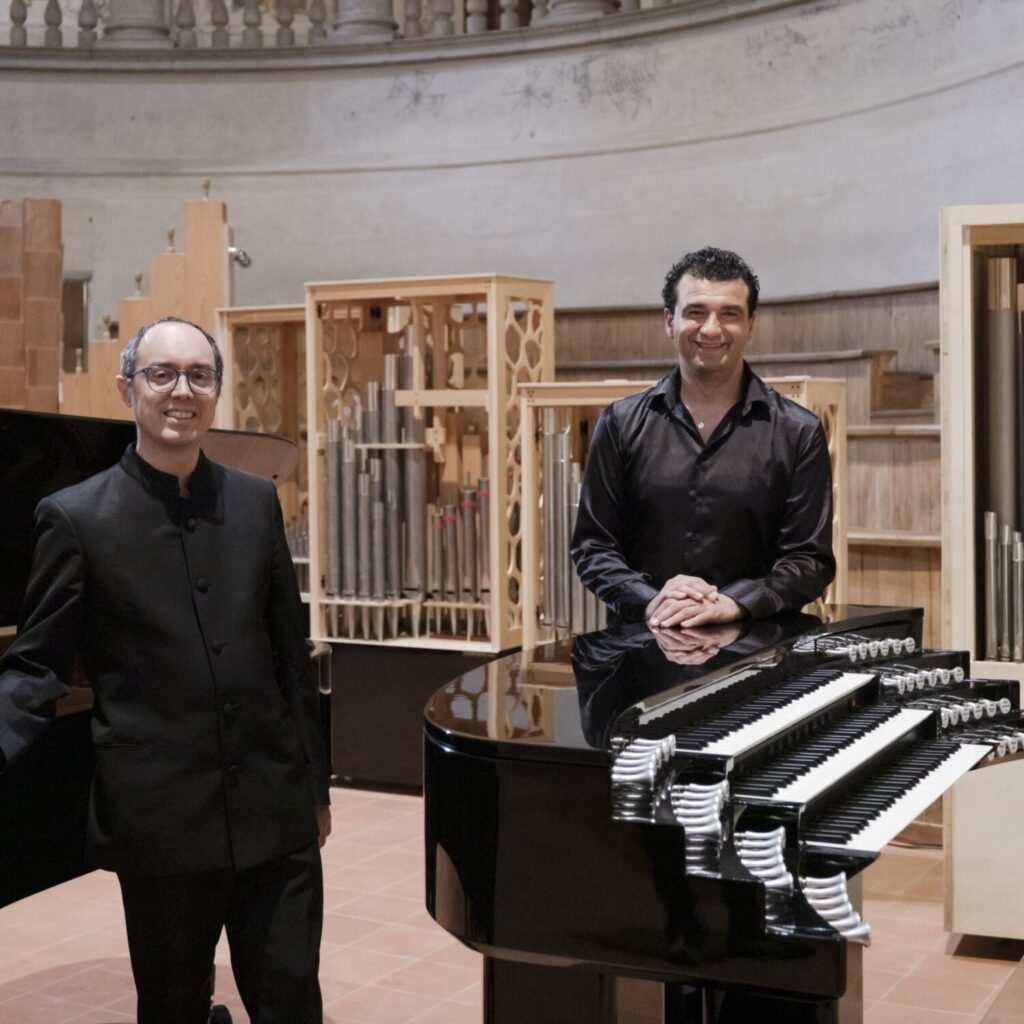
[
  {"xmin": 185, "ymin": 517, "xmax": 197, "ymax": 532},
  {"xmin": 223, "ymin": 701, "xmax": 238, "ymax": 715},
  {"xmin": 227, "ymin": 764, "xmax": 241, "ymax": 786},
  {"xmin": 196, "ymin": 578, "xmax": 209, "ymax": 593},
  {"xmin": 211, "ymin": 640, "xmax": 224, "ymax": 655}
]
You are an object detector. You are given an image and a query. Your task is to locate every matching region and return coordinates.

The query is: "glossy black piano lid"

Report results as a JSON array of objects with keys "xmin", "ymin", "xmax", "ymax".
[
  {"xmin": 423, "ymin": 606, "xmax": 923, "ymax": 1004},
  {"xmin": 0, "ymin": 408, "xmax": 134, "ymax": 627},
  {"xmin": 423, "ymin": 605, "xmax": 924, "ymax": 760}
]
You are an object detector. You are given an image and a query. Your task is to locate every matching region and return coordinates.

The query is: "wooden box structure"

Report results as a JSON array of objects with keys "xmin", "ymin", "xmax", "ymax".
[
  {"xmin": 215, "ymin": 304, "xmax": 306, "ymax": 524},
  {"xmin": 0, "ymin": 198, "xmax": 63, "ymax": 413},
  {"xmin": 62, "ymin": 196, "xmax": 232, "ymax": 423},
  {"xmin": 519, "ymin": 377, "xmax": 848, "ymax": 650},
  {"xmin": 305, "ymin": 274, "xmax": 554, "ymax": 653},
  {"xmin": 940, "ymin": 203, "xmax": 1024, "ymax": 939}
]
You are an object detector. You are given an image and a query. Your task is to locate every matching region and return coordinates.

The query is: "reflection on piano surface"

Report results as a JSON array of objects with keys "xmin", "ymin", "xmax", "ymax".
[{"xmin": 424, "ymin": 606, "xmax": 1024, "ymax": 1024}]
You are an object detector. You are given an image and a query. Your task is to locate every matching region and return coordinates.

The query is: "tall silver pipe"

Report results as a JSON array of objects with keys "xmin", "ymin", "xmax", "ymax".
[
  {"xmin": 362, "ymin": 381, "xmax": 380, "ymax": 445},
  {"xmin": 541, "ymin": 408, "xmax": 558, "ymax": 627},
  {"xmin": 478, "ymin": 477, "xmax": 491, "ymax": 595},
  {"xmin": 985, "ymin": 512, "xmax": 999, "ymax": 660},
  {"xmin": 430, "ymin": 510, "xmax": 444, "ymax": 633},
  {"xmin": 372, "ymin": 499, "xmax": 386, "ymax": 641},
  {"xmin": 987, "ymin": 258, "xmax": 1018, "ymax": 529},
  {"xmin": 402, "ymin": 352, "xmax": 427, "ymax": 599},
  {"xmin": 382, "ymin": 355, "xmax": 402, "ymax": 607},
  {"xmin": 340, "ymin": 434, "xmax": 357, "ymax": 637},
  {"xmin": 357, "ymin": 460, "xmax": 372, "ymax": 640},
  {"xmin": 443, "ymin": 503, "xmax": 459, "ymax": 633},
  {"xmin": 569, "ymin": 473, "xmax": 586, "ymax": 636},
  {"xmin": 325, "ymin": 420, "xmax": 341, "ymax": 596},
  {"xmin": 461, "ymin": 487, "xmax": 479, "ymax": 601},
  {"xmin": 554, "ymin": 432, "xmax": 572, "ymax": 633},
  {"xmin": 1000, "ymin": 523, "xmax": 1013, "ymax": 661},
  {"xmin": 1014, "ymin": 534, "xmax": 1023, "ymax": 662}
]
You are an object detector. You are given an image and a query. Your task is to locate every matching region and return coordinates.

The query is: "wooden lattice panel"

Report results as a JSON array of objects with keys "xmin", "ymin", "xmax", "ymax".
[
  {"xmin": 216, "ymin": 305, "xmax": 307, "ymax": 523},
  {"xmin": 502, "ymin": 296, "xmax": 549, "ymax": 630}
]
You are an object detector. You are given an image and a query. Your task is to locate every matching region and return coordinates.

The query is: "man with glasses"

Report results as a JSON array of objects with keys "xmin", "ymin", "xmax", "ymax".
[{"xmin": 0, "ymin": 317, "xmax": 331, "ymax": 1023}]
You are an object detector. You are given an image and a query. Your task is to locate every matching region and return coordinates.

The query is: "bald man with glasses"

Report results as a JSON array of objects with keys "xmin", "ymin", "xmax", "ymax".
[{"xmin": 0, "ymin": 317, "xmax": 331, "ymax": 1024}]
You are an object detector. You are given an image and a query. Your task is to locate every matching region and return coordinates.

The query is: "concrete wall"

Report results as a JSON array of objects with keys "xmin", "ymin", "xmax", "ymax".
[{"xmin": 0, "ymin": 0, "xmax": 1020, "ymax": 334}]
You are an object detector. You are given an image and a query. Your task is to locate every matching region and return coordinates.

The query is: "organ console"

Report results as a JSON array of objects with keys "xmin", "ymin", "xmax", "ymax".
[{"xmin": 424, "ymin": 607, "xmax": 1024, "ymax": 1024}]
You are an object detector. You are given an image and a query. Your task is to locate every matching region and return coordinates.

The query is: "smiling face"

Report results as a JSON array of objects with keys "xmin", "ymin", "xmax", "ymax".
[
  {"xmin": 116, "ymin": 320, "xmax": 220, "ymax": 465},
  {"xmin": 664, "ymin": 273, "xmax": 755, "ymax": 384}
]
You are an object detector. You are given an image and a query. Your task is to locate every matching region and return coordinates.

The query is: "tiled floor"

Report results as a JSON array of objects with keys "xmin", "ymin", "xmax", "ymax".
[{"xmin": 0, "ymin": 789, "xmax": 1022, "ymax": 1023}]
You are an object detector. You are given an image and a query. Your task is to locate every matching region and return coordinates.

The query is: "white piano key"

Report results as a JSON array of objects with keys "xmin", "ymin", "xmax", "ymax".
[
  {"xmin": 809, "ymin": 743, "xmax": 994, "ymax": 853},
  {"xmin": 765, "ymin": 708, "xmax": 933, "ymax": 804},
  {"xmin": 692, "ymin": 671, "xmax": 877, "ymax": 757}
]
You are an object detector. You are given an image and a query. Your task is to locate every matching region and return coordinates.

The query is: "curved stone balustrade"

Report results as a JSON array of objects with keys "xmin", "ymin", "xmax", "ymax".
[
  {"xmin": 0, "ymin": 0, "xmax": 1019, "ymax": 324},
  {"xmin": 2, "ymin": 0, "xmax": 804, "ymax": 53}
]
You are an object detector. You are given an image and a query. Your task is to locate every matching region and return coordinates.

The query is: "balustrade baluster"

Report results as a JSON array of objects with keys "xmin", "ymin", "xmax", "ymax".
[
  {"xmin": 44, "ymin": 0, "xmax": 63, "ymax": 46},
  {"xmin": 431, "ymin": 0, "xmax": 453, "ymax": 35},
  {"xmin": 545, "ymin": 0, "xmax": 610, "ymax": 22},
  {"xmin": 77, "ymin": 0, "xmax": 98, "ymax": 46},
  {"xmin": 330, "ymin": 0, "xmax": 396, "ymax": 41},
  {"xmin": 275, "ymin": 0, "xmax": 295, "ymax": 45},
  {"xmin": 307, "ymin": 0, "xmax": 327, "ymax": 43},
  {"xmin": 464, "ymin": 0, "xmax": 486, "ymax": 33},
  {"xmin": 241, "ymin": 0, "xmax": 263, "ymax": 46},
  {"xmin": 617, "ymin": 0, "xmax": 637, "ymax": 9},
  {"xmin": 10, "ymin": 0, "xmax": 27, "ymax": 45},
  {"xmin": 403, "ymin": 0, "xmax": 421, "ymax": 38},
  {"xmin": 99, "ymin": 0, "xmax": 171, "ymax": 46},
  {"xmin": 175, "ymin": 0, "xmax": 197, "ymax": 47},
  {"xmin": 210, "ymin": 0, "xmax": 229, "ymax": 48},
  {"xmin": 499, "ymin": 0, "xmax": 517, "ymax": 29}
]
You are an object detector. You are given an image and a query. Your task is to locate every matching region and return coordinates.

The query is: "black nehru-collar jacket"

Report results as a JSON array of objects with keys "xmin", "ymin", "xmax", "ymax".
[
  {"xmin": 570, "ymin": 364, "xmax": 836, "ymax": 623},
  {"xmin": 0, "ymin": 445, "xmax": 329, "ymax": 875}
]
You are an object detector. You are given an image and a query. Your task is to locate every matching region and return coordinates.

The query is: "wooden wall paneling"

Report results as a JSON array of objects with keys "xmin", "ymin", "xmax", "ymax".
[
  {"xmin": 846, "ymin": 427, "xmax": 941, "ymax": 536},
  {"xmin": 847, "ymin": 543, "xmax": 941, "ymax": 649},
  {"xmin": 553, "ymin": 284, "xmax": 939, "ymax": 375}
]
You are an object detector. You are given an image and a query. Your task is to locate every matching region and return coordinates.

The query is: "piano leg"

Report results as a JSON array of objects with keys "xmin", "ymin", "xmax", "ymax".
[
  {"xmin": 483, "ymin": 957, "xmax": 615, "ymax": 1024},
  {"xmin": 704, "ymin": 945, "xmax": 863, "ymax": 1024}
]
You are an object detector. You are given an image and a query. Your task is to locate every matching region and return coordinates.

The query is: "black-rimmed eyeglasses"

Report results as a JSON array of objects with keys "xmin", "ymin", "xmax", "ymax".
[{"xmin": 126, "ymin": 365, "xmax": 221, "ymax": 395}]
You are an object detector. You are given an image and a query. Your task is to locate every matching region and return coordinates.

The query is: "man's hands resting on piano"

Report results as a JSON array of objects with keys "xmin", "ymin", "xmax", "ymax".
[{"xmin": 645, "ymin": 574, "xmax": 743, "ymax": 629}]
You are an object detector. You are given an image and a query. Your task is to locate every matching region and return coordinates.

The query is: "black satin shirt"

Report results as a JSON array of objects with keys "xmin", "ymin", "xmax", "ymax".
[{"xmin": 570, "ymin": 364, "xmax": 835, "ymax": 622}]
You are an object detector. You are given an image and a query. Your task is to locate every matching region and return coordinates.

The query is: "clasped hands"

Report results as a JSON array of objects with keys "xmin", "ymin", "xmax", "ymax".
[{"xmin": 644, "ymin": 574, "xmax": 742, "ymax": 630}]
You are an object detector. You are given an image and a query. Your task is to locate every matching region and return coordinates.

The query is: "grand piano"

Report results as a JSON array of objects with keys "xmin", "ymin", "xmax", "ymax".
[
  {"xmin": 0, "ymin": 407, "xmax": 319, "ymax": 911},
  {"xmin": 424, "ymin": 607, "xmax": 1024, "ymax": 1023}
]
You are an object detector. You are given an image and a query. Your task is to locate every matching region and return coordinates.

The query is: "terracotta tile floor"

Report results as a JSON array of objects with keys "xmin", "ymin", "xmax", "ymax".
[{"xmin": 1, "ymin": 789, "xmax": 1022, "ymax": 1023}]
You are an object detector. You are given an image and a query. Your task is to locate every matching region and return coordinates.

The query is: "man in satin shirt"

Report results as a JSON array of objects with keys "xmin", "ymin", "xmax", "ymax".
[
  {"xmin": 571, "ymin": 247, "xmax": 835, "ymax": 631},
  {"xmin": 0, "ymin": 317, "xmax": 331, "ymax": 1024}
]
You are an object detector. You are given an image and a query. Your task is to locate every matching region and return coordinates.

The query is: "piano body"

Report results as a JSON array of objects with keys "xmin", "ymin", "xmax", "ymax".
[
  {"xmin": 424, "ymin": 607, "xmax": 1024, "ymax": 1024},
  {"xmin": 0, "ymin": 407, "xmax": 317, "ymax": 910}
]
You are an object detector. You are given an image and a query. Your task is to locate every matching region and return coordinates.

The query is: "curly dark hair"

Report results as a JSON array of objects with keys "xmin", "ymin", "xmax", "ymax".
[{"xmin": 662, "ymin": 247, "xmax": 760, "ymax": 316}]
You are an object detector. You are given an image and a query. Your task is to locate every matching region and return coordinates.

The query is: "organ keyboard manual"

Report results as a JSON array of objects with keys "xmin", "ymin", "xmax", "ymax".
[{"xmin": 424, "ymin": 605, "xmax": 1023, "ymax": 1024}]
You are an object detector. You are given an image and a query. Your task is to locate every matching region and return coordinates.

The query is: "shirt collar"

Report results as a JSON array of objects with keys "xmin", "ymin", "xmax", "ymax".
[
  {"xmin": 654, "ymin": 362, "xmax": 770, "ymax": 418},
  {"xmin": 119, "ymin": 444, "xmax": 213, "ymax": 500}
]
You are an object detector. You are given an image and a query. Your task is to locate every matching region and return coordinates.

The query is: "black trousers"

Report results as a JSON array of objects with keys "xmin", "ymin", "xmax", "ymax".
[{"xmin": 117, "ymin": 843, "xmax": 324, "ymax": 1024}]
